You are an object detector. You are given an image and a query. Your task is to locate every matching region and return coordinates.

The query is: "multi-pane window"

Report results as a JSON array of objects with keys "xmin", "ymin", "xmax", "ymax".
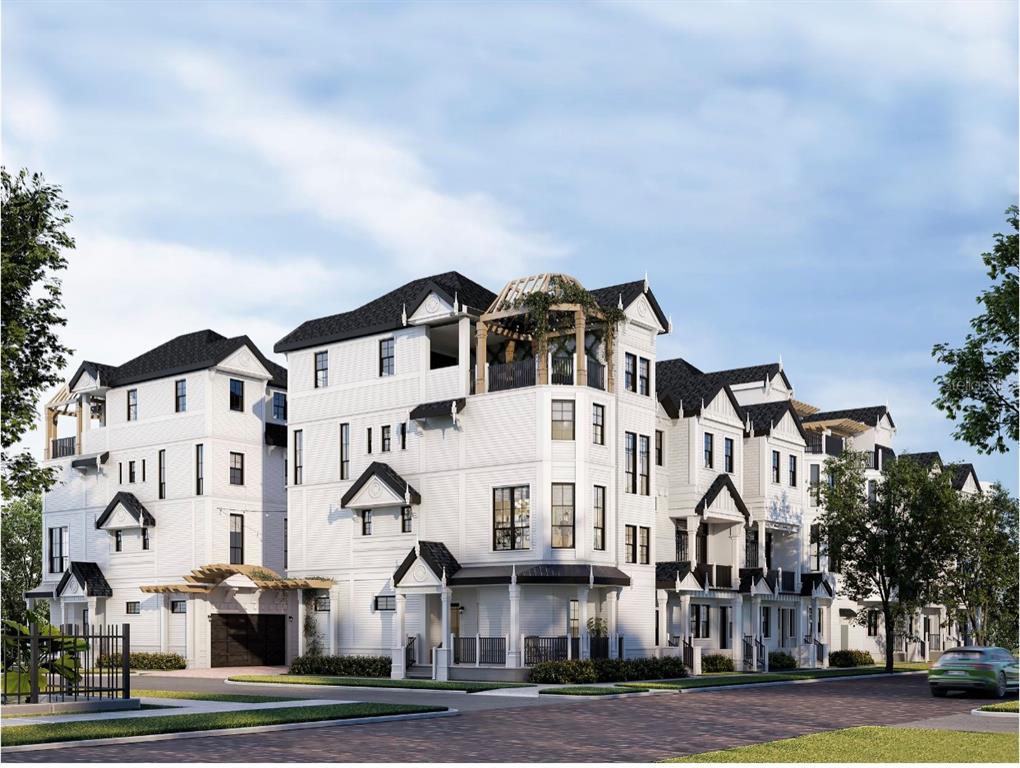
[
  {"xmin": 229, "ymin": 452, "xmax": 244, "ymax": 485},
  {"xmin": 142, "ymin": 528, "xmax": 150, "ymax": 551},
  {"xmin": 229, "ymin": 379, "xmax": 244, "ymax": 412},
  {"xmin": 638, "ymin": 435, "xmax": 650, "ymax": 495},
  {"xmin": 551, "ymin": 400, "xmax": 575, "ymax": 440},
  {"xmin": 128, "ymin": 461, "xmax": 136, "ymax": 483},
  {"xmin": 638, "ymin": 357, "xmax": 650, "ymax": 395},
  {"xmin": 624, "ymin": 353, "xmax": 637, "ymax": 392},
  {"xmin": 724, "ymin": 438, "xmax": 734, "ymax": 473},
  {"xmin": 272, "ymin": 392, "xmax": 287, "ymax": 420},
  {"xmin": 361, "ymin": 510, "xmax": 372, "ymax": 536},
  {"xmin": 624, "ymin": 525, "xmax": 637, "ymax": 563},
  {"xmin": 381, "ymin": 425, "xmax": 392, "ymax": 452},
  {"xmin": 761, "ymin": 606, "xmax": 771, "ymax": 638},
  {"xmin": 675, "ymin": 526, "xmax": 688, "ymax": 562},
  {"xmin": 374, "ymin": 595, "xmax": 396, "ymax": 611},
  {"xmin": 810, "ymin": 523, "xmax": 821, "ymax": 571},
  {"xmin": 126, "ymin": 602, "xmax": 140, "ymax": 615},
  {"xmin": 293, "ymin": 430, "xmax": 303, "ymax": 485},
  {"xmin": 379, "ymin": 339, "xmax": 395, "ymax": 376},
  {"xmin": 809, "ymin": 463, "xmax": 821, "ymax": 506},
  {"xmin": 48, "ymin": 526, "xmax": 68, "ymax": 573},
  {"xmin": 171, "ymin": 600, "xmax": 186, "ymax": 614},
  {"xmin": 195, "ymin": 444, "xmax": 204, "ymax": 495},
  {"xmin": 551, "ymin": 483, "xmax": 575, "ymax": 549},
  {"xmin": 175, "ymin": 379, "xmax": 187, "ymax": 412},
  {"xmin": 592, "ymin": 404, "xmax": 605, "ymax": 445},
  {"xmin": 115, "ymin": 530, "xmax": 123, "ymax": 552},
  {"xmin": 568, "ymin": 599, "xmax": 580, "ymax": 638},
  {"xmin": 593, "ymin": 485, "xmax": 606, "ymax": 551},
  {"xmin": 229, "ymin": 514, "xmax": 244, "ymax": 564},
  {"xmin": 314, "ymin": 597, "xmax": 330, "ymax": 612},
  {"xmin": 771, "ymin": 450, "xmax": 781, "ymax": 483},
  {"xmin": 493, "ymin": 485, "xmax": 530, "ymax": 551},
  {"xmin": 624, "ymin": 432, "xmax": 637, "ymax": 493},
  {"xmin": 314, "ymin": 351, "xmax": 328, "ymax": 388},
  {"xmin": 690, "ymin": 604, "xmax": 710, "ymax": 638},
  {"xmin": 704, "ymin": 433, "xmax": 714, "ymax": 468},
  {"xmin": 400, "ymin": 423, "xmax": 407, "ymax": 450},
  {"xmin": 655, "ymin": 430, "xmax": 663, "ymax": 466},
  {"xmin": 867, "ymin": 610, "xmax": 879, "ymax": 637},
  {"xmin": 367, "ymin": 427, "xmax": 373, "ymax": 454},
  {"xmin": 339, "ymin": 424, "xmax": 349, "ymax": 480},
  {"xmin": 789, "ymin": 455, "xmax": 797, "ymax": 487},
  {"xmin": 401, "ymin": 506, "xmax": 413, "ymax": 533},
  {"xmin": 639, "ymin": 526, "xmax": 650, "ymax": 564},
  {"xmin": 126, "ymin": 389, "xmax": 138, "ymax": 421}
]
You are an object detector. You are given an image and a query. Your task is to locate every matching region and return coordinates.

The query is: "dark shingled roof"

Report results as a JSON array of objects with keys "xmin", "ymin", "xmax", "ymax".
[
  {"xmin": 802, "ymin": 405, "xmax": 895, "ymax": 429},
  {"xmin": 655, "ymin": 560, "xmax": 696, "ymax": 589},
  {"xmin": 800, "ymin": 572, "xmax": 834, "ymax": 597},
  {"xmin": 56, "ymin": 562, "xmax": 112, "ymax": 598},
  {"xmin": 340, "ymin": 461, "xmax": 422, "ymax": 508},
  {"xmin": 706, "ymin": 362, "xmax": 792, "ymax": 391},
  {"xmin": 275, "ymin": 272, "xmax": 497, "ymax": 353},
  {"xmin": 899, "ymin": 451, "xmax": 943, "ymax": 470},
  {"xmin": 95, "ymin": 492, "xmax": 155, "ymax": 529},
  {"xmin": 588, "ymin": 280, "xmax": 670, "ymax": 333},
  {"xmin": 409, "ymin": 398, "xmax": 466, "ymax": 420},
  {"xmin": 265, "ymin": 423, "xmax": 287, "ymax": 447},
  {"xmin": 738, "ymin": 567, "xmax": 772, "ymax": 594},
  {"xmin": 393, "ymin": 541, "xmax": 462, "ymax": 585},
  {"xmin": 694, "ymin": 474, "xmax": 750, "ymax": 520},
  {"xmin": 950, "ymin": 463, "xmax": 981, "ymax": 492},
  {"xmin": 656, "ymin": 358, "xmax": 743, "ymax": 419},
  {"xmin": 743, "ymin": 401, "xmax": 808, "ymax": 443},
  {"xmin": 68, "ymin": 330, "xmax": 287, "ymax": 390}
]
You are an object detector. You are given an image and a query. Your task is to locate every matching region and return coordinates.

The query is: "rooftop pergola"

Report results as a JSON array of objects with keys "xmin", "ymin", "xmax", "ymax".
[{"xmin": 475, "ymin": 273, "xmax": 614, "ymax": 393}]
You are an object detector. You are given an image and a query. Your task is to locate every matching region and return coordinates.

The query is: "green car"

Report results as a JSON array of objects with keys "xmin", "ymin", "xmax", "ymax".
[{"xmin": 929, "ymin": 646, "xmax": 1019, "ymax": 698}]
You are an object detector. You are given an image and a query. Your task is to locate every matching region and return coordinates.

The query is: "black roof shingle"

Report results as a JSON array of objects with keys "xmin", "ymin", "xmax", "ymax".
[
  {"xmin": 802, "ymin": 405, "xmax": 894, "ymax": 429},
  {"xmin": 340, "ymin": 461, "xmax": 422, "ymax": 508},
  {"xmin": 742, "ymin": 401, "xmax": 808, "ymax": 443},
  {"xmin": 95, "ymin": 492, "xmax": 156, "ymax": 529},
  {"xmin": 56, "ymin": 562, "xmax": 113, "ymax": 598},
  {"xmin": 588, "ymin": 280, "xmax": 670, "ymax": 332},
  {"xmin": 656, "ymin": 357, "xmax": 743, "ymax": 419}
]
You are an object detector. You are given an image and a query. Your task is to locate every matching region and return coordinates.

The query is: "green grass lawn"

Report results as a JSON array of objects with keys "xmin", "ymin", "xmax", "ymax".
[
  {"xmin": 1, "ymin": 703, "xmax": 445, "ymax": 747},
  {"xmin": 229, "ymin": 674, "xmax": 533, "ymax": 693},
  {"xmin": 619, "ymin": 664, "xmax": 923, "ymax": 691},
  {"xmin": 980, "ymin": 699, "xmax": 1019, "ymax": 713},
  {"xmin": 663, "ymin": 726, "xmax": 1019, "ymax": 763},
  {"xmin": 134, "ymin": 689, "xmax": 298, "ymax": 704},
  {"xmin": 538, "ymin": 685, "xmax": 650, "ymax": 696}
]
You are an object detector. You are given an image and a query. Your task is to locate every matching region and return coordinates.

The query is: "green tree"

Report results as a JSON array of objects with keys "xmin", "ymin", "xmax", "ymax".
[
  {"xmin": 1, "ymin": 168, "xmax": 75, "ymax": 500},
  {"xmin": 932, "ymin": 205, "xmax": 1019, "ymax": 454},
  {"xmin": 939, "ymin": 482, "xmax": 1018, "ymax": 649},
  {"xmin": 818, "ymin": 450, "xmax": 959, "ymax": 671},
  {"xmin": 0, "ymin": 493, "xmax": 45, "ymax": 625}
]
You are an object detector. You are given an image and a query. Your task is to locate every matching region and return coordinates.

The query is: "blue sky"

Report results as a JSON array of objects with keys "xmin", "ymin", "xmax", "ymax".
[{"xmin": 4, "ymin": 0, "xmax": 1017, "ymax": 491}]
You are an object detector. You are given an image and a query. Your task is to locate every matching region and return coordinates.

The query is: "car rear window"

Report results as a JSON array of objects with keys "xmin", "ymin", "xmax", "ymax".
[{"xmin": 940, "ymin": 650, "xmax": 985, "ymax": 661}]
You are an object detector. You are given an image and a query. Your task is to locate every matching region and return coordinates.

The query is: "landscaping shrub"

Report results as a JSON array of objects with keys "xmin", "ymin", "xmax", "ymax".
[
  {"xmin": 829, "ymin": 649, "xmax": 876, "ymax": 668},
  {"xmin": 768, "ymin": 651, "xmax": 797, "ymax": 670},
  {"xmin": 529, "ymin": 656, "xmax": 688, "ymax": 684},
  {"xmin": 701, "ymin": 654, "xmax": 734, "ymax": 673},
  {"xmin": 96, "ymin": 652, "xmax": 186, "ymax": 671},
  {"xmin": 288, "ymin": 654, "xmax": 391, "ymax": 678}
]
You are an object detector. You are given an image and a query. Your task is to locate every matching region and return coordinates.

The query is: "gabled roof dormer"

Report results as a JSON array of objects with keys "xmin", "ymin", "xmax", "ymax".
[
  {"xmin": 341, "ymin": 462, "xmax": 422, "ymax": 509},
  {"xmin": 55, "ymin": 562, "xmax": 113, "ymax": 598},
  {"xmin": 95, "ymin": 492, "xmax": 155, "ymax": 530},
  {"xmin": 695, "ymin": 474, "xmax": 750, "ymax": 523}
]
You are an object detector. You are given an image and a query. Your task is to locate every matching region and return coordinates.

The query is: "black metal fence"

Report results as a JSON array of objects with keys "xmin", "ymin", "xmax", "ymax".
[
  {"xmin": 524, "ymin": 635, "xmax": 568, "ymax": 665},
  {"xmin": 2, "ymin": 623, "xmax": 130, "ymax": 705},
  {"xmin": 488, "ymin": 359, "xmax": 536, "ymax": 392}
]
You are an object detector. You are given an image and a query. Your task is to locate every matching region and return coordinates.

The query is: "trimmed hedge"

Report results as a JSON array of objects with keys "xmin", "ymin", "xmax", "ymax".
[
  {"xmin": 96, "ymin": 652, "xmax": 186, "ymax": 671},
  {"xmin": 701, "ymin": 654, "xmax": 734, "ymax": 673},
  {"xmin": 829, "ymin": 649, "xmax": 876, "ymax": 668},
  {"xmin": 528, "ymin": 656, "xmax": 687, "ymax": 684},
  {"xmin": 768, "ymin": 651, "xmax": 797, "ymax": 670},
  {"xmin": 288, "ymin": 654, "xmax": 391, "ymax": 678}
]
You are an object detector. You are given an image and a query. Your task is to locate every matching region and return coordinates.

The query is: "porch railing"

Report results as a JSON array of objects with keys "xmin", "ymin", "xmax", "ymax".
[
  {"xmin": 587, "ymin": 359, "xmax": 606, "ymax": 390},
  {"xmin": 479, "ymin": 636, "xmax": 506, "ymax": 665},
  {"xmin": 756, "ymin": 636, "xmax": 767, "ymax": 671},
  {"xmin": 488, "ymin": 359, "xmax": 536, "ymax": 392},
  {"xmin": 590, "ymin": 635, "xmax": 610, "ymax": 659},
  {"xmin": 524, "ymin": 635, "xmax": 568, "ymax": 665},
  {"xmin": 550, "ymin": 357, "xmax": 574, "ymax": 385},
  {"xmin": 714, "ymin": 565, "xmax": 733, "ymax": 589},
  {"xmin": 453, "ymin": 636, "xmax": 476, "ymax": 665},
  {"xmin": 683, "ymin": 636, "xmax": 695, "ymax": 671},
  {"xmin": 742, "ymin": 635, "xmax": 754, "ymax": 671},
  {"xmin": 405, "ymin": 635, "xmax": 417, "ymax": 668},
  {"xmin": 1, "ymin": 623, "xmax": 130, "ymax": 705},
  {"xmin": 928, "ymin": 633, "xmax": 942, "ymax": 653},
  {"xmin": 50, "ymin": 436, "xmax": 76, "ymax": 459}
]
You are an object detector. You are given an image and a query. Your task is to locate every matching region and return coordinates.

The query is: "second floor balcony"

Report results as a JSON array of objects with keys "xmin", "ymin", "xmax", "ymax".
[
  {"xmin": 485, "ymin": 356, "xmax": 607, "ymax": 393},
  {"xmin": 51, "ymin": 436, "xmax": 77, "ymax": 459}
]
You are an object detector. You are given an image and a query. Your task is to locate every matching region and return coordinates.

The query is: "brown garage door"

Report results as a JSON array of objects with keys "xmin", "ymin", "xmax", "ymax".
[{"xmin": 210, "ymin": 614, "xmax": 286, "ymax": 667}]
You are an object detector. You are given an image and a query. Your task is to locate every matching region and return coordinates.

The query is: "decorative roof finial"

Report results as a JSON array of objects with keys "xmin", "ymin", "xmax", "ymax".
[
  {"xmin": 643, "ymin": 272, "xmax": 649, "ymax": 292},
  {"xmin": 617, "ymin": 293, "xmax": 624, "ymax": 310},
  {"xmin": 589, "ymin": 564, "xmax": 594, "ymax": 589},
  {"xmin": 401, "ymin": 302, "xmax": 407, "ymax": 326},
  {"xmin": 453, "ymin": 292, "xmax": 460, "ymax": 314},
  {"xmin": 675, "ymin": 570, "xmax": 681, "ymax": 594},
  {"xmin": 441, "ymin": 566, "xmax": 447, "ymax": 586},
  {"xmin": 511, "ymin": 563, "xmax": 517, "ymax": 585},
  {"xmin": 778, "ymin": 353, "xmax": 783, "ymax": 371},
  {"xmin": 404, "ymin": 484, "xmax": 411, "ymax": 505},
  {"xmin": 668, "ymin": 314, "xmax": 673, "ymax": 333}
]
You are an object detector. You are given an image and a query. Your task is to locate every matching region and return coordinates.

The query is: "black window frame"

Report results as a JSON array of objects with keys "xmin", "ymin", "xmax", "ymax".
[
  {"xmin": 125, "ymin": 601, "xmax": 140, "ymax": 615},
  {"xmin": 128, "ymin": 460, "xmax": 136, "ymax": 484},
  {"xmin": 272, "ymin": 392, "xmax": 287, "ymax": 420},
  {"xmin": 314, "ymin": 351, "xmax": 328, "ymax": 388},
  {"xmin": 229, "ymin": 378, "xmax": 244, "ymax": 412},
  {"xmin": 126, "ymin": 389, "xmax": 138, "ymax": 421},
  {"xmin": 48, "ymin": 526, "xmax": 68, "ymax": 574},
  {"xmin": 229, "ymin": 513, "xmax": 244, "ymax": 564},
  {"xmin": 400, "ymin": 422, "xmax": 407, "ymax": 450},
  {"xmin": 810, "ymin": 463, "xmax": 821, "ymax": 506},
  {"xmin": 761, "ymin": 606, "xmax": 771, "ymax": 638},
  {"xmin": 158, "ymin": 449, "xmax": 166, "ymax": 499},
  {"xmin": 401, "ymin": 506, "xmax": 413, "ymax": 533},
  {"xmin": 655, "ymin": 430, "xmax": 663, "ymax": 466},
  {"xmin": 638, "ymin": 357, "xmax": 650, "ymax": 395},
  {"xmin": 374, "ymin": 595, "xmax": 396, "ymax": 611},
  {"xmin": 361, "ymin": 510, "xmax": 373, "ymax": 536},
  {"xmin": 293, "ymin": 430, "xmax": 303, "ymax": 485},
  {"xmin": 638, "ymin": 435, "xmax": 650, "ymax": 495},
  {"xmin": 381, "ymin": 425, "xmax": 392, "ymax": 452},
  {"xmin": 593, "ymin": 485, "xmax": 606, "ymax": 551},
  {"xmin": 624, "ymin": 353, "xmax": 637, "ymax": 392},
  {"xmin": 789, "ymin": 454, "xmax": 797, "ymax": 487},
  {"xmin": 171, "ymin": 600, "xmax": 186, "ymax": 614},
  {"xmin": 142, "ymin": 527, "xmax": 150, "ymax": 551},
  {"xmin": 195, "ymin": 444, "xmax": 204, "ymax": 495},
  {"xmin": 551, "ymin": 400, "xmax": 575, "ymax": 441},
  {"xmin": 625, "ymin": 524, "xmax": 637, "ymax": 563},
  {"xmin": 639, "ymin": 526, "xmax": 650, "ymax": 564},
  {"xmin": 551, "ymin": 482, "xmax": 575, "ymax": 549},
  {"xmin": 493, "ymin": 485, "xmax": 530, "ymax": 551},
  {"xmin": 691, "ymin": 604, "xmax": 711, "ymax": 639},
  {"xmin": 704, "ymin": 432, "xmax": 714, "ymax": 469},
  {"xmin": 314, "ymin": 596, "xmax": 330, "ymax": 612},
  {"xmin": 367, "ymin": 427, "xmax": 372, "ymax": 454},
  {"xmin": 174, "ymin": 379, "xmax": 187, "ymax": 413},
  {"xmin": 867, "ymin": 610, "xmax": 879, "ymax": 637},
  {"xmin": 625, "ymin": 432, "xmax": 637, "ymax": 493},
  {"xmin": 568, "ymin": 599, "xmax": 580, "ymax": 638},
  {"xmin": 724, "ymin": 437, "xmax": 734, "ymax": 473},
  {"xmin": 675, "ymin": 525, "xmax": 689, "ymax": 562},
  {"xmin": 771, "ymin": 450, "xmax": 781, "ymax": 483},
  {"xmin": 592, "ymin": 404, "xmax": 605, "ymax": 446},
  {"xmin": 379, "ymin": 338, "xmax": 395, "ymax": 377},
  {"xmin": 229, "ymin": 451, "xmax": 245, "ymax": 486},
  {"xmin": 339, "ymin": 423, "xmax": 349, "ymax": 480},
  {"xmin": 115, "ymin": 530, "xmax": 123, "ymax": 552}
]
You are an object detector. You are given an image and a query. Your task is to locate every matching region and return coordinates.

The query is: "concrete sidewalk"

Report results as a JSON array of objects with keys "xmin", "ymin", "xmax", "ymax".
[{"xmin": 896, "ymin": 711, "xmax": 1019, "ymax": 734}]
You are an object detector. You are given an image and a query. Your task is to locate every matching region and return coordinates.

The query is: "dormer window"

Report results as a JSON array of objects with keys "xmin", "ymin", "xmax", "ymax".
[
  {"xmin": 272, "ymin": 392, "xmax": 287, "ymax": 420},
  {"xmin": 229, "ymin": 379, "xmax": 244, "ymax": 412},
  {"xmin": 126, "ymin": 389, "xmax": 138, "ymax": 421}
]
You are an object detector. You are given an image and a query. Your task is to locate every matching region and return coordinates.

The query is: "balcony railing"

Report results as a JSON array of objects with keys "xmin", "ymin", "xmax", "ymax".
[
  {"xmin": 51, "ymin": 436, "xmax": 77, "ymax": 459},
  {"xmin": 488, "ymin": 359, "xmax": 536, "ymax": 392},
  {"xmin": 714, "ymin": 564, "xmax": 733, "ymax": 589},
  {"xmin": 805, "ymin": 435, "xmax": 825, "ymax": 454},
  {"xmin": 524, "ymin": 635, "xmax": 568, "ymax": 665},
  {"xmin": 550, "ymin": 357, "xmax": 574, "ymax": 385},
  {"xmin": 590, "ymin": 636, "xmax": 610, "ymax": 659},
  {"xmin": 587, "ymin": 359, "xmax": 606, "ymax": 390}
]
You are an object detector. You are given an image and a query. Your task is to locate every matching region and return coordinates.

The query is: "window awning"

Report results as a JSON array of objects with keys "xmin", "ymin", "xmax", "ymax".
[
  {"xmin": 71, "ymin": 451, "xmax": 110, "ymax": 471},
  {"xmin": 409, "ymin": 398, "xmax": 466, "ymax": 421}
]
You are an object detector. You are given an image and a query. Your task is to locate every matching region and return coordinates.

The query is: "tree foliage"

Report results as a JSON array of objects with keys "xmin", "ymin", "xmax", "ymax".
[
  {"xmin": 818, "ymin": 450, "xmax": 959, "ymax": 671},
  {"xmin": 932, "ymin": 205, "xmax": 1019, "ymax": 454},
  {"xmin": 1, "ymin": 168, "xmax": 75, "ymax": 499},
  {"xmin": 0, "ymin": 493, "xmax": 45, "ymax": 625}
]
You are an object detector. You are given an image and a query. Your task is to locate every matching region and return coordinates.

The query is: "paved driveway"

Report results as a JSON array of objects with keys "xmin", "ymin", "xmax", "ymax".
[{"xmin": 5, "ymin": 675, "xmax": 994, "ymax": 763}]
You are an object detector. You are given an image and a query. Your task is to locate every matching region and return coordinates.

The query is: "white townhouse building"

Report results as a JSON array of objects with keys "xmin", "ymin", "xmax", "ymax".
[{"xmin": 27, "ymin": 330, "xmax": 322, "ymax": 668}]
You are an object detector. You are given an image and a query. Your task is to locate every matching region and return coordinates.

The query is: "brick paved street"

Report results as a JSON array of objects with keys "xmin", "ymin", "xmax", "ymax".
[{"xmin": 4, "ymin": 675, "xmax": 991, "ymax": 762}]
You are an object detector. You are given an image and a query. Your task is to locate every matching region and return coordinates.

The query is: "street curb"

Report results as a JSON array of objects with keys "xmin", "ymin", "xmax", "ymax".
[
  {"xmin": 673, "ymin": 670, "xmax": 926, "ymax": 694},
  {"xmin": 537, "ymin": 689, "xmax": 674, "ymax": 700},
  {"xmin": 0, "ymin": 708, "xmax": 458, "ymax": 753},
  {"xmin": 224, "ymin": 678, "xmax": 537, "ymax": 696},
  {"xmin": 970, "ymin": 707, "xmax": 1019, "ymax": 718}
]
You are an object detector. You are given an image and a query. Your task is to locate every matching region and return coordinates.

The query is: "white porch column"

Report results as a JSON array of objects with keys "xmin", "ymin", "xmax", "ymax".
[
  {"xmin": 680, "ymin": 594, "xmax": 691, "ymax": 641},
  {"xmin": 577, "ymin": 586, "xmax": 589, "ymax": 659},
  {"xmin": 328, "ymin": 586, "xmax": 339, "ymax": 656},
  {"xmin": 795, "ymin": 600, "xmax": 806, "ymax": 667},
  {"xmin": 432, "ymin": 587, "xmax": 451, "ymax": 681},
  {"xmin": 391, "ymin": 593, "xmax": 407, "ymax": 679},
  {"xmin": 731, "ymin": 595, "xmax": 743, "ymax": 669},
  {"xmin": 656, "ymin": 589, "xmax": 668, "ymax": 650},
  {"xmin": 757, "ymin": 520, "xmax": 767, "ymax": 569},
  {"xmin": 751, "ymin": 596, "xmax": 761, "ymax": 671},
  {"xmin": 457, "ymin": 315, "xmax": 472, "ymax": 395},
  {"xmin": 606, "ymin": 589, "xmax": 619, "ymax": 636},
  {"xmin": 159, "ymin": 595, "xmax": 169, "ymax": 653},
  {"xmin": 507, "ymin": 583, "xmax": 521, "ymax": 667},
  {"xmin": 296, "ymin": 591, "xmax": 306, "ymax": 658},
  {"xmin": 796, "ymin": 527, "xmax": 805, "ymax": 593}
]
